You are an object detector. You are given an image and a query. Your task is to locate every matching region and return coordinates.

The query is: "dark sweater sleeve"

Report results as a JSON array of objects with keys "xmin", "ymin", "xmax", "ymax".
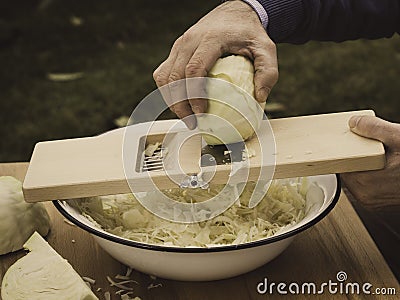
[{"xmin": 257, "ymin": 0, "xmax": 400, "ymax": 43}]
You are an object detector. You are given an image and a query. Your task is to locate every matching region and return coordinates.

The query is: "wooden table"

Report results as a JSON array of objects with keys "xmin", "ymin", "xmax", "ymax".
[{"xmin": 0, "ymin": 162, "xmax": 398, "ymax": 300}]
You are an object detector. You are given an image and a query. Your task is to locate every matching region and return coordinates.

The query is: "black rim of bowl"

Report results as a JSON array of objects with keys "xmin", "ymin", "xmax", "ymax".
[{"xmin": 53, "ymin": 174, "xmax": 341, "ymax": 253}]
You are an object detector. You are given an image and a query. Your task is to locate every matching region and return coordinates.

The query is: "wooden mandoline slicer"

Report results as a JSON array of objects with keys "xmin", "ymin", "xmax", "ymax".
[{"xmin": 23, "ymin": 110, "xmax": 385, "ymax": 203}]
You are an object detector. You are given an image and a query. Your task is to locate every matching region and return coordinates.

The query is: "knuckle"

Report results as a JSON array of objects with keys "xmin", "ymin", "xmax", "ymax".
[
  {"xmin": 152, "ymin": 67, "xmax": 161, "ymax": 80},
  {"xmin": 185, "ymin": 57, "xmax": 206, "ymax": 77},
  {"xmin": 181, "ymin": 30, "xmax": 193, "ymax": 43},
  {"xmin": 152, "ymin": 69, "xmax": 158, "ymax": 81},
  {"xmin": 268, "ymin": 67, "xmax": 279, "ymax": 84},
  {"xmin": 266, "ymin": 39, "xmax": 277, "ymax": 50},
  {"xmin": 202, "ymin": 30, "xmax": 218, "ymax": 41},
  {"xmin": 370, "ymin": 120, "xmax": 385, "ymax": 132},
  {"xmin": 168, "ymin": 71, "xmax": 182, "ymax": 83},
  {"xmin": 255, "ymin": 37, "xmax": 276, "ymax": 54},
  {"xmin": 153, "ymin": 70, "xmax": 169, "ymax": 86},
  {"xmin": 256, "ymin": 66, "xmax": 279, "ymax": 86},
  {"xmin": 261, "ymin": 36, "xmax": 276, "ymax": 49},
  {"xmin": 172, "ymin": 36, "xmax": 183, "ymax": 48}
]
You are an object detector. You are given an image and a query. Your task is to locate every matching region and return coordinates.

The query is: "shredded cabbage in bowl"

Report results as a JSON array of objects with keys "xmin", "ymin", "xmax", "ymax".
[{"xmin": 69, "ymin": 178, "xmax": 320, "ymax": 248}]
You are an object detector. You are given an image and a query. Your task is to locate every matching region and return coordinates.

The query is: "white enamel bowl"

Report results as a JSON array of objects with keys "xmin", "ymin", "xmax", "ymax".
[{"xmin": 53, "ymin": 174, "xmax": 340, "ymax": 281}]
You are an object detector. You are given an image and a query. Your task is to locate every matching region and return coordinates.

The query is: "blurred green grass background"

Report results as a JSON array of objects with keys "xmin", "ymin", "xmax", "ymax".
[{"xmin": 1, "ymin": 0, "xmax": 399, "ymax": 162}]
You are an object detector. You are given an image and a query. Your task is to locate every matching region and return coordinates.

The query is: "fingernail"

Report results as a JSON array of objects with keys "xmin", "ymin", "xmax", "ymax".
[
  {"xmin": 183, "ymin": 115, "xmax": 197, "ymax": 130},
  {"xmin": 349, "ymin": 116, "xmax": 360, "ymax": 129}
]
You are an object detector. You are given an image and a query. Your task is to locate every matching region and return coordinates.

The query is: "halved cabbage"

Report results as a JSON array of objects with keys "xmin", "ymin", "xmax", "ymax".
[
  {"xmin": 0, "ymin": 176, "xmax": 50, "ymax": 255},
  {"xmin": 1, "ymin": 232, "xmax": 98, "ymax": 300}
]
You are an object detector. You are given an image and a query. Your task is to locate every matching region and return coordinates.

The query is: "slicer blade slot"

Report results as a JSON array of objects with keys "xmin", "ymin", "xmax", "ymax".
[
  {"xmin": 137, "ymin": 134, "xmax": 168, "ymax": 173},
  {"xmin": 142, "ymin": 147, "xmax": 167, "ymax": 172}
]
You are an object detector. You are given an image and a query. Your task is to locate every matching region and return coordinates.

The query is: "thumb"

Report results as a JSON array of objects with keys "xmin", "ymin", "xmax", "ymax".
[
  {"xmin": 252, "ymin": 46, "xmax": 278, "ymax": 103},
  {"xmin": 348, "ymin": 115, "xmax": 400, "ymax": 148}
]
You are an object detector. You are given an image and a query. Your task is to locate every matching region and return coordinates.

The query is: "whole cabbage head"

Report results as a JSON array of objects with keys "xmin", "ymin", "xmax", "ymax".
[{"xmin": 0, "ymin": 176, "xmax": 50, "ymax": 255}]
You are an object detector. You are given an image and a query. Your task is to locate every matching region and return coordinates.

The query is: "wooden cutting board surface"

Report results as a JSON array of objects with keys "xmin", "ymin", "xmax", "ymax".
[{"xmin": 0, "ymin": 163, "xmax": 398, "ymax": 300}]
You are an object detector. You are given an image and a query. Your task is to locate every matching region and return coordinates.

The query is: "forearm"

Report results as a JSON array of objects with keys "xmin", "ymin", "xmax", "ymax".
[{"xmin": 252, "ymin": 0, "xmax": 400, "ymax": 43}]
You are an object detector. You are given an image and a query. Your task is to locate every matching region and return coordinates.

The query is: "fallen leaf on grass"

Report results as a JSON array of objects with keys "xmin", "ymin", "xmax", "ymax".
[
  {"xmin": 47, "ymin": 72, "xmax": 84, "ymax": 82},
  {"xmin": 114, "ymin": 116, "xmax": 131, "ymax": 127},
  {"xmin": 70, "ymin": 16, "xmax": 84, "ymax": 27},
  {"xmin": 264, "ymin": 102, "xmax": 286, "ymax": 113}
]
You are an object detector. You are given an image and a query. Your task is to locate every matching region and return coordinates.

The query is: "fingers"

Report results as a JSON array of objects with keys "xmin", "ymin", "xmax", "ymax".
[
  {"xmin": 186, "ymin": 42, "xmax": 224, "ymax": 114},
  {"xmin": 152, "ymin": 0, "xmax": 280, "ymax": 126},
  {"xmin": 252, "ymin": 41, "xmax": 279, "ymax": 103},
  {"xmin": 340, "ymin": 173, "xmax": 381, "ymax": 210},
  {"xmin": 344, "ymin": 115, "xmax": 400, "ymax": 210},
  {"xmin": 154, "ymin": 36, "xmax": 198, "ymax": 129},
  {"xmin": 171, "ymin": 104, "xmax": 197, "ymax": 129},
  {"xmin": 153, "ymin": 42, "xmax": 178, "ymax": 110},
  {"xmin": 187, "ymin": 78, "xmax": 207, "ymax": 114},
  {"xmin": 153, "ymin": 36, "xmax": 181, "ymax": 88},
  {"xmin": 341, "ymin": 166, "xmax": 400, "ymax": 211},
  {"xmin": 348, "ymin": 115, "xmax": 400, "ymax": 149}
]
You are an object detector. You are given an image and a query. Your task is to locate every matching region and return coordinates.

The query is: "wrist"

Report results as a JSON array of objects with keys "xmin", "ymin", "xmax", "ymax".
[
  {"xmin": 224, "ymin": 0, "xmax": 268, "ymax": 30},
  {"xmin": 239, "ymin": 0, "xmax": 269, "ymax": 30}
]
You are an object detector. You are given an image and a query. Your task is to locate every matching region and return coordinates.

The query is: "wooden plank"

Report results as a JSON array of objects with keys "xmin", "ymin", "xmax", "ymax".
[
  {"xmin": 22, "ymin": 110, "xmax": 385, "ymax": 202},
  {"xmin": 0, "ymin": 163, "xmax": 398, "ymax": 300}
]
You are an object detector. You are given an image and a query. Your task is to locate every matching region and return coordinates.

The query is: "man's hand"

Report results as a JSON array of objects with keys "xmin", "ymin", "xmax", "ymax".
[
  {"xmin": 153, "ymin": 1, "xmax": 278, "ymax": 129},
  {"xmin": 341, "ymin": 115, "xmax": 400, "ymax": 211}
]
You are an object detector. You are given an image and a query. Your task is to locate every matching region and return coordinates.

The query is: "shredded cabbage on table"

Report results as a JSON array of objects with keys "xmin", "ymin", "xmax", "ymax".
[{"xmin": 70, "ymin": 178, "xmax": 311, "ymax": 248}]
